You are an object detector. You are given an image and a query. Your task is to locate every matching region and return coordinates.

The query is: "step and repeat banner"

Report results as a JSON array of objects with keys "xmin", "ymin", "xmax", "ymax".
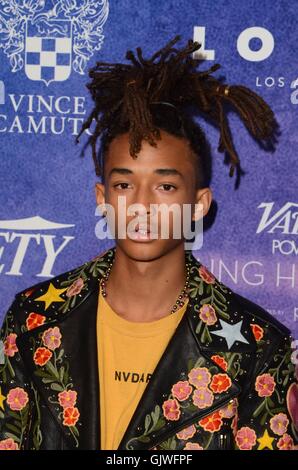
[{"xmin": 0, "ymin": 0, "xmax": 297, "ymax": 338}]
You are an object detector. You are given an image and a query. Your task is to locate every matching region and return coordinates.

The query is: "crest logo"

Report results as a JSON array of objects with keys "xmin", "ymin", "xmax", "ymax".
[{"xmin": 0, "ymin": 0, "xmax": 109, "ymax": 86}]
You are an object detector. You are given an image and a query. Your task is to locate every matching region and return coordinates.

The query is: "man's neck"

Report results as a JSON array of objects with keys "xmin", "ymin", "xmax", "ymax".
[{"xmin": 104, "ymin": 245, "xmax": 187, "ymax": 322}]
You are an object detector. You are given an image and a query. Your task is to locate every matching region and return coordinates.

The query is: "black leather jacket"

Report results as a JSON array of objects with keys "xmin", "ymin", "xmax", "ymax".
[{"xmin": 0, "ymin": 247, "xmax": 297, "ymax": 450}]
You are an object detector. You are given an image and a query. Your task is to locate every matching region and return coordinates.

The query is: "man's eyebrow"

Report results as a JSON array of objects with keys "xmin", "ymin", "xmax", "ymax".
[{"xmin": 108, "ymin": 168, "xmax": 184, "ymax": 178}]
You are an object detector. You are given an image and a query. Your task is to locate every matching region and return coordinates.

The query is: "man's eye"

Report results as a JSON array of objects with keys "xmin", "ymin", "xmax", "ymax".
[
  {"xmin": 113, "ymin": 183, "xmax": 131, "ymax": 189},
  {"xmin": 159, "ymin": 184, "xmax": 176, "ymax": 191}
]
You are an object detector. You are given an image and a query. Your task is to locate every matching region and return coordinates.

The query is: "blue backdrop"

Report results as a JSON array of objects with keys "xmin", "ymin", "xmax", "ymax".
[{"xmin": 0, "ymin": 0, "xmax": 297, "ymax": 339}]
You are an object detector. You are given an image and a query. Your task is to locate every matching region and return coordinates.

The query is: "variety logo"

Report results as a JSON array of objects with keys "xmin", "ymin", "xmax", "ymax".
[
  {"xmin": 0, "ymin": 0, "xmax": 109, "ymax": 85},
  {"xmin": 0, "ymin": 216, "xmax": 75, "ymax": 277}
]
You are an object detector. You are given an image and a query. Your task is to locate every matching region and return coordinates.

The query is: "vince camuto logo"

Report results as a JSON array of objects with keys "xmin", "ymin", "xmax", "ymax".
[{"xmin": 114, "ymin": 371, "xmax": 152, "ymax": 383}]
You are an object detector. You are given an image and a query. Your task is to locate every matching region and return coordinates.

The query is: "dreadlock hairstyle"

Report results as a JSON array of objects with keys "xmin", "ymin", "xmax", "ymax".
[{"xmin": 76, "ymin": 34, "xmax": 277, "ymax": 188}]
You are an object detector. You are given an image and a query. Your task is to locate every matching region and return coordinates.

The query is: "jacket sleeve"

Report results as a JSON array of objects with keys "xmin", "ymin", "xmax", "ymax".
[
  {"xmin": 0, "ymin": 294, "xmax": 33, "ymax": 450},
  {"xmin": 234, "ymin": 333, "xmax": 298, "ymax": 450}
]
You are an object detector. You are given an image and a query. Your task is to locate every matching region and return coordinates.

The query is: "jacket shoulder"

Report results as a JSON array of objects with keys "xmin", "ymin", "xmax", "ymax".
[{"xmin": 230, "ymin": 288, "xmax": 291, "ymax": 338}]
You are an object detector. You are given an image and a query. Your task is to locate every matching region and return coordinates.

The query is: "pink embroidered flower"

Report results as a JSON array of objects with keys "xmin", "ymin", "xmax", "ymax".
[
  {"xmin": 7, "ymin": 387, "xmax": 29, "ymax": 411},
  {"xmin": 211, "ymin": 355, "xmax": 228, "ymax": 371},
  {"xmin": 183, "ymin": 442, "xmax": 203, "ymax": 450},
  {"xmin": 33, "ymin": 347, "xmax": 52, "ymax": 366},
  {"xmin": 250, "ymin": 323, "xmax": 264, "ymax": 342},
  {"xmin": 199, "ymin": 411, "xmax": 223, "ymax": 433},
  {"xmin": 235, "ymin": 426, "xmax": 257, "ymax": 450},
  {"xmin": 210, "ymin": 373, "xmax": 232, "ymax": 393},
  {"xmin": 219, "ymin": 398, "xmax": 238, "ymax": 419},
  {"xmin": 269, "ymin": 413, "xmax": 289, "ymax": 436},
  {"xmin": 176, "ymin": 424, "xmax": 196, "ymax": 440},
  {"xmin": 42, "ymin": 327, "xmax": 62, "ymax": 351},
  {"xmin": 171, "ymin": 381, "xmax": 192, "ymax": 401},
  {"xmin": 198, "ymin": 266, "xmax": 215, "ymax": 284},
  {"xmin": 255, "ymin": 373, "xmax": 276, "ymax": 397},
  {"xmin": 277, "ymin": 433, "xmax": 294, "ymax": 450},
  {"xmin": 188, "ymin": 367, "xmax": 211, "ymax": 388},
  {"xmin": 58, "ymin": 390, "xmax": 77, "ymax": 409},
  {"xmin": 286, "ymin": 383, "xmax": 298, "ymax": 431},
  {"xmin": 162, "ymin": 399, "xmax": 181, "ymax": 421},
  {"xmin": 63, "ymin": 407, "xmax": 80, "ymax": 427},
  {"xmin": 192, "ymin": 387, "xmax": 214, "ymax": 409},
  {"xmin": 3, "ymin": 333, "xmax": 18, "ymax": 357},
  {"xmin": 66, "ymin": 277, "xmax": 84, "ymax": 298},
  {"xmin": 0, "ymin": 438, "xmax": 19, "ymax": 450},
  {"xmin": 199, "ymin": 304, "xmax": 217, "ymax": 326},
  {"xmin": 26, "ymin": 312, "xmax": 46, "ymax": 331}
]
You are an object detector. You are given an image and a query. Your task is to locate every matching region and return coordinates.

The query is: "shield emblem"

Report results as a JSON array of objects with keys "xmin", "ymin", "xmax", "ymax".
[{"xmin": 25, "ymin": 19, "xmax": 72, "ymax": 86}]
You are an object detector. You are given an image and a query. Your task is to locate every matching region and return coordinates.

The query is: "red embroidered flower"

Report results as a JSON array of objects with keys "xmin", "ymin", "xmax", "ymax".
[
  {"xmin": 58, "ymin": 390, "xmax": 77, "ymax": 409},
  {"xmin": 3, "ymin": 333, "xmax": 18, "ymax": 357},
  {"xmin": 33, "ymin": 347, "xmax": 52, "ymax": 366},
  {"xmin": 198, "ymin": 266, "xmax": 215, "ymax": 284},
  {"xmin": 162, "ymin": 398, "xmax": 181, "ymax": 421},
  {"xmin": 255, "ymin": 373, "xmax": 276, "ymax": 397},
  {"xmin": 250, "ymin": 323, "xmax": 264, "ymax": 342},
  {"xmin": 277, "ymin": 433, "xmax": 294, "ymax": 450},
  {"xmin": 63, "ymin": 407, "xmax": 80, "ymax": 427},
  {"xmin": 0, "ymin": 438, "xmax": 19, "ymax": 450},
  {"xmin": 171, "ymin": 381, "xmax": 192, "ymax": 401},
  {"xmin": 7, "ymin": 387, "xmax": 29, "ymax": 411},
  {"xmin": 199, "ymin": 411, "xmax": 223, "ymax": 433},
  {"xmin": 210, "ymin": 374, "xmax": 232, "ymax": 393},
  {"xmin": 211, "ymin": 355, "xmax": 228, "ymax": 372},
  {"xmin": 26, "ymin": 312, "xmax": 46, "ymax": 331},
  {"xmin": 235, "ymin": 427, "xmax": 257, "ymax": 450},
  {"xmin": 23, "ymin": 288, "xmax": 35, "ymax": 298}
]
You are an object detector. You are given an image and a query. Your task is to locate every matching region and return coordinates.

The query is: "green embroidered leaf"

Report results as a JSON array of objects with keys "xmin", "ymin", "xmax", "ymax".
[
  {"xmin": 8, "ymin": 410, "xmax": 21, "ymax": 421},
  {"xmin": 59, "ymin": 366, "xmax": 65, "ymax": 383},
  {"xmin": 154, "ymin": 418, "xmax": 166, "ymax": 431},
  {"xmin": 6, "ymin": 423, "xmax": 21, "ymax": 434},
  {"xmin": 45, "ymin": 361, "xmax": 60, "ymax": 380},
  {"xmin": 144, "ymin": 414, "xmax": 151, "ymax": 434},
  {"xmin": 137, "ymin": 436, "xmax": 150, "ymax": 443},
  {"xmin": 50, "ymin": 382, "xmax": 64, "ymax": 392},
  {"xmin": 34, "ymin": 369, "xmax": 53, "ymax": 380},
  {"xmin": 253, "ymin": 399, "xmax": 266, "ymax": 418},
  {"xmin": 72, "ymin": 425, "xmax": 79, "ymax": 437},
  {"xmin": 4, "ymin": 432, "xmax": 20, "ymax": 443},
  {"xmin": 57, "ymin": 349, "xmax": 64, "ymax": 362}
]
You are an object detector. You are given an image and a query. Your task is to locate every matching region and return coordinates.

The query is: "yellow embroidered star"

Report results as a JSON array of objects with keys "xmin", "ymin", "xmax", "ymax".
[
  {"xmin": 0, "ymin": 386, "xmax": 6, "ymax": 410},
  {"xmin": 257, "ymin": 429, "xmax": 274, "ymax": 450},
  {"xmin": 34, "ymin": 283, "xmax": 68, "ymax": 310}
]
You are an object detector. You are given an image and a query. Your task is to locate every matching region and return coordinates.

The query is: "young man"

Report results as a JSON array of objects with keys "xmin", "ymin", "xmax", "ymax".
[{"xmin": 0, "ymin": 36, "xmax": 297, "ymax": 451}]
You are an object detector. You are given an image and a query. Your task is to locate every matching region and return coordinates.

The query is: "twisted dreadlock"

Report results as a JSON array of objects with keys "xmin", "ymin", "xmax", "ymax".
[{"xmin": 76, "ymin": 34, "xmax": 277, "ymax": 187}]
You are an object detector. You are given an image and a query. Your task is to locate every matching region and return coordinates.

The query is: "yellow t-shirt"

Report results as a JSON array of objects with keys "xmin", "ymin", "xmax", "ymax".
[{"xmin": 97, "ymin": 283, "xmax": 189, "ymax": 450}]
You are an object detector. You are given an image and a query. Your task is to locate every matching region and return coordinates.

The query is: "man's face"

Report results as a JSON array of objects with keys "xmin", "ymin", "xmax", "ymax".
[{"xmin": 95, "ymin": 130, "xmax": 212, "ymax": 261}]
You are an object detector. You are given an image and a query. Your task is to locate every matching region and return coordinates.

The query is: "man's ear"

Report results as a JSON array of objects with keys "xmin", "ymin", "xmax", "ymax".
[
  {"xmin": 192, "ymin": 187, "xmax": 213, "ymax": 221},
  {"xmin": 95, "ymin": 182, "xmax": 106, "ymax": 209}
]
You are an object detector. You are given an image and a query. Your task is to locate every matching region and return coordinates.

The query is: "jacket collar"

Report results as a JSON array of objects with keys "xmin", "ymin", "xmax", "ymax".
[{"xmin": 16, "ymin": 246, "xmax": 256, "ymax": 450}]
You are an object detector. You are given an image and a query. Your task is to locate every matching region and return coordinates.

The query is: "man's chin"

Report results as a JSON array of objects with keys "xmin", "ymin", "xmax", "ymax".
[{"xmin": 115, "ymin": 239, "xmax": 184, "ymax": 262}]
